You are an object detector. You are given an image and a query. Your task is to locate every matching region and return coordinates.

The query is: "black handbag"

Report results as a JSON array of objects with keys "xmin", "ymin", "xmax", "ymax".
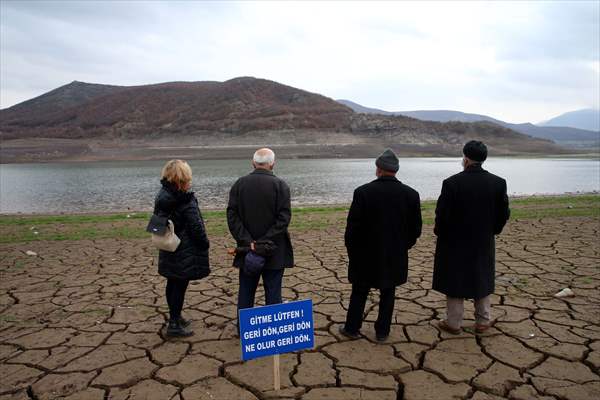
[{"xmin": 146, "ymin": 214, "xmax": 168, "ymax": 234}]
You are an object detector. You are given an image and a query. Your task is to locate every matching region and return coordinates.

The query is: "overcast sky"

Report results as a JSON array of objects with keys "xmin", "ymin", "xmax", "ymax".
[{"xmin": 1, "ymin": 0, "xmax": 598, "ymax": 123}]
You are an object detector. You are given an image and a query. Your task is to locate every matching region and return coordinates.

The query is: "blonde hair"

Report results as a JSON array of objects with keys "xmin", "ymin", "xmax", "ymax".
[{"xmin": 161, "ymin": 159, "xmax": 192, "ymax": 191}]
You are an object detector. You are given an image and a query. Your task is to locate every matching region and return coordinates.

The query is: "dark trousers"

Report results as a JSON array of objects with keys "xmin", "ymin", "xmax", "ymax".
[
  {"xmin": 344, "ymin": 284, "xmax": 396, "ymax": 336},
  {"xmin": 166, "ymin": 278, "xmax": 189, "ymax": 321},
  {"xmin": 237, "ymin": 268, "xmax": 284, "ymax": 311}
]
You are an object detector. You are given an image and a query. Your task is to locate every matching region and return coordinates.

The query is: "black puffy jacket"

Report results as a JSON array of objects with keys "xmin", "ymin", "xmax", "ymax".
[{"xmin": 153, "ymin": 179, "xmax": 210, "ymax": 280}]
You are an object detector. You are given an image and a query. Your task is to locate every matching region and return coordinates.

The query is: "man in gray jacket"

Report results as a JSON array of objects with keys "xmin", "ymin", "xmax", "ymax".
[{"xmin": 227, "ymin": 148, "xmax": 294, "ymax": 326}]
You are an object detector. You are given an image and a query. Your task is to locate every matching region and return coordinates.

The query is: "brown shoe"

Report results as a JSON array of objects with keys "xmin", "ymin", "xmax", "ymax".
[
  {"xmin": 438, "ymin": 320, "xmax": 461, "ymax": 335},
  {"xmin": 474, "ymin": 323, "xmax": 492, "ymax": 334}
]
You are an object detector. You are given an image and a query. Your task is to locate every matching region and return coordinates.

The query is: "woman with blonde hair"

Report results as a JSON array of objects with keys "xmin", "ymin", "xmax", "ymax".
[{"xmin": 153, "ymin": 159, "xmax": 210, "ymax": 337}]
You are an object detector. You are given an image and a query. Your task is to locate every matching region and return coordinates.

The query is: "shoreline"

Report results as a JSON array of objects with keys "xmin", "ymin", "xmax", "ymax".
[
  {"xmin": 1, "ymin": 152, "xmax": 599, "ymax": 166},
  {"xmin": 1, "ymin": 135, "xmax": 595, "ymax": 164},
  {"xmin": 1, "ymin": 192, "xmax": 599, "ymax": 217},
  {"xmin": 1, "ymin": 194, "xmax": 598, "ymax": 245}
]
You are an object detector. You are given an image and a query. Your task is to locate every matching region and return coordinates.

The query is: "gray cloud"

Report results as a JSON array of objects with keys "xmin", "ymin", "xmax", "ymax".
[
  {"xmin": 486, "ymin": 2, "xmax": 599, "ymax": 62},
  {"xmin": 1, "ymin": 0, "xmax": 598, "ymax": 123}
]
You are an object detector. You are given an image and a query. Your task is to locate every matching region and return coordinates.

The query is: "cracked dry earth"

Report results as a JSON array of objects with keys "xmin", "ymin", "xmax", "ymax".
[{"xmin": 1, "ymin": 216, "xmax": 599, "ymax": 400}]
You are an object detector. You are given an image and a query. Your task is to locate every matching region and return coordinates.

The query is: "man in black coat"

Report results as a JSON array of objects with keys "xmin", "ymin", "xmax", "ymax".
[
  {"xmin": 227, "ymin": 148, "xmax": 294, "ymax": 324},
  {"xmin": 341, "ymin": 149, "xmax": 422, "ymax": 341},
  {"xmin": 433, "ymin": 141, "xmax": 510, "ymax": 334}
]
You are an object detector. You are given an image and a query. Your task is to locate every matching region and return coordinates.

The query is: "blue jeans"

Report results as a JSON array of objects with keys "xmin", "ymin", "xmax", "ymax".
[{"xmin": 237, "ymin": 268, "xmax": 284, "ymax": 311}]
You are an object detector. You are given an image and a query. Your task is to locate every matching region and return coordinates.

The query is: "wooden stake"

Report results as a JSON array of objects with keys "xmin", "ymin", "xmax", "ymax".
[{"xmin": 273, "ymin": 354, "xmax": 280, "ymax": 391}]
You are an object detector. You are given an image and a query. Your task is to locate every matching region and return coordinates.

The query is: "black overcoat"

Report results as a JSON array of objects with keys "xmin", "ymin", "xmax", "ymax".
[
  {"xmin": 432, "ymin": 165, "xmax": 510, "ymax": 299},
  {"xmin": 345, "ymin": 176, "xmax": 422, "ymax": 289},
  {"xmin": 154, "ymin": 180, "xmax": 210, "ymax": 281},
  {"xmin": 227, "ymin": 169, "xmax": 294, "ymax": 270}
]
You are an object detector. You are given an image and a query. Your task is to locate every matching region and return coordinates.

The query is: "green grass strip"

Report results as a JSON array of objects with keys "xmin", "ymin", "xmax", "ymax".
[{"xmin": 1, "ymin": 195, "xmax": 597, "ymax": 243}]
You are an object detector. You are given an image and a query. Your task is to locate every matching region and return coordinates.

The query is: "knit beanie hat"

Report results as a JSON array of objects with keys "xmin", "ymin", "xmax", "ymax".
[{"xmin": 375, "ymin": 148, "xmax": 399, "ymax": 172}]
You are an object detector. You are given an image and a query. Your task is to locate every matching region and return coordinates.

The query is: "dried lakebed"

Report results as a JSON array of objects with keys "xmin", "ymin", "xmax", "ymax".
[{"xmin": 0, "ymin": 196, "xmax": 599, "ymax": 400}]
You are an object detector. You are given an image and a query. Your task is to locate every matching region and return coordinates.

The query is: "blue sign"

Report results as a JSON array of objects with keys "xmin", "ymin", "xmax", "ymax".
[{"xmin": 239, "ymin": 299, "xmax": 314, "ymax": 361}]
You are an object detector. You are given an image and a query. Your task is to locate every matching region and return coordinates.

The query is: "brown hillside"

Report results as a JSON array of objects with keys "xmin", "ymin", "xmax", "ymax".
[
  {"xmin": 0, "ymin": 77, "xmax": 569, "ymax": 162},
  {"xmin": 0, "ymin": 77, "xmax": 353, "ymax": 139},
  {"xmin": 0, "ymin": 81, "xmax": 125, "ymax": 126}
]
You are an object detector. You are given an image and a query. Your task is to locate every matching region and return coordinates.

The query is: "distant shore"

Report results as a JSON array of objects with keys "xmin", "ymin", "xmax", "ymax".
[
  {"xmin": 1, "ymin": 151, "xmax": 599, "ymax": 165},
  {"xmin": 1, "ymin": 134, "xmax": 593, "ymax": 164}
]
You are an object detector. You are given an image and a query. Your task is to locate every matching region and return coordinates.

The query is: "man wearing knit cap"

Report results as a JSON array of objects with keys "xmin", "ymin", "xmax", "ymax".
[
  {"xmin": 433, "ymin": 140, "xmax": 510, "ymax": 335},
  {"xmin": 341, "ymin": 148, "xmax": 422, "ymax": 341}
]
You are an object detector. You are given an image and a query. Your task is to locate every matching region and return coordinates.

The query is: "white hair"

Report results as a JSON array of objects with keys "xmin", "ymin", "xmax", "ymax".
[{"xmin": 253, "ymin": 148, "xmax": 275, "ymax": 165}]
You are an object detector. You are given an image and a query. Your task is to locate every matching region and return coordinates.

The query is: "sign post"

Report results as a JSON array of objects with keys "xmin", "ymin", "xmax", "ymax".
[
  {"xmin": 239, "ymin": 299, "xmax": 314, "ymax": 391},
  {"xmin": 274, "ymin": 354, "xmax": 280, "ymax": 391}
]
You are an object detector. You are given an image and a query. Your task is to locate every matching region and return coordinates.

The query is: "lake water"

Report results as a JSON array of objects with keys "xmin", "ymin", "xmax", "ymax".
[{"xmin": 1, "ymin": 158, "xmax": 599, "ymax": 214}]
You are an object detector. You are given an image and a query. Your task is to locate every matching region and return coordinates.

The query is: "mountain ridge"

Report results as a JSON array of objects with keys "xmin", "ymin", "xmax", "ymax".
[
  {"xmin": 539, "ymin": 108, "xmax": 600, "ymax": 131},
  {"xmin": 0, "ymin": 77, "xmax": 569, "ymax": 163},
  {"xmin": 337, "ymin": 100, "xmax": 599, "ymax": 147}
]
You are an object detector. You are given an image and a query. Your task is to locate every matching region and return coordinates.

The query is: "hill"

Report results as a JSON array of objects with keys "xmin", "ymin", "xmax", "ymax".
[
  {"xmin": 1, "ymin": 78, "xmax": 353, "ymax": 139},
  {"xmin": 338, "ymin": 100, "xmax": 599, "ymax": 148},
  {"xmin": 540, "ymin": 109, "xmax": 600, "ymax": 131},
  {"xmin": 1, "ymin": 81, "xmax": 126, "ymax": 121},
  {"xmin": 336, "ymin": 99, "xmax": 393, "ymax": 115},
  {"xmin": 0, "ymin": 78, "xmax": 567, "ymax": 163}
]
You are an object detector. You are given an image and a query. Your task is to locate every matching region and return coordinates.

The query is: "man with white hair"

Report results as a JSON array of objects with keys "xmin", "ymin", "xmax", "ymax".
[{"xmin": 227, "ymin": 148, "xmax": 294, "ymax": 330}]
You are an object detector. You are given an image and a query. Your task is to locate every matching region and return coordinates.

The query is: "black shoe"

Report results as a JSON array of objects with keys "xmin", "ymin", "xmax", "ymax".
[
  {"xmin": 375, "ymin": 333, "xmax": 389, "ymax": 342},
  {"xmin": 178, "ymin": 317, "xmax": 191, "ymax": 328},
  {"xmin": 338, "ymin": 325, "xmax": 361, "ymax": 339},
  {"xmin": 166, "ymin": 320, "xmax": 193, "ymax": 337}
]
